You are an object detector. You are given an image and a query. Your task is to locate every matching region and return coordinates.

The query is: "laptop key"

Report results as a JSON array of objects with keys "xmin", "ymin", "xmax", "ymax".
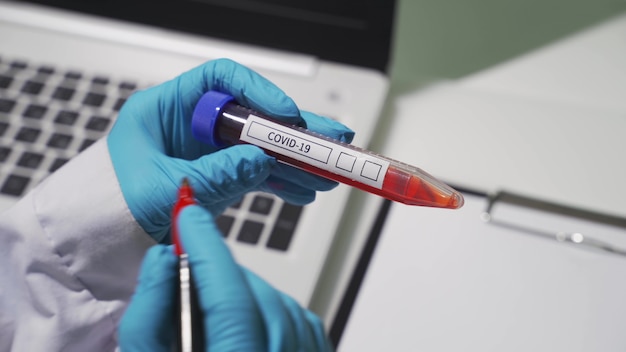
[
  {"xmin": 52, "ymin": 87, "xmax": 75, "ymax": 101},
  {"xmin": 0, "ymin": 146, "xmax": 11, "ymax": 162},
  {"xmin": 85, "ymin": 116, "xmax": 111, "ymax": 132},
  {"xmin": 1, "ymin": 174, "xmax": 30, "ymax": 197},
  {"xmin": 266, "ymin": 203, "xmax": 303, "ymax": 251},
  {"xmin": 15, "ymin": 127, "xmax": 41, "ymax": 143},
  {"xmin": 79, "ymin": 138, "xmax": 96, "ymax": 151},
  {"xmin": 23, "ymin": 104, "xmax": 47, "ymax": 119},
  {"xmin": 216, "ymin": 215, "xmax": 235, "ymax": 238},
  {"xmin": 0, "ymin": 98, "xmax": 16, "ymax": 113},
  {"xmin": 64, "ymin": 71, "xmax": 83, "ymax": 80},
  {"xmin": 113, "ymin": 97, "xmax": 126, "ymax": 111},
  {"xmin": 250, "ymin": 195, "xmax": 274, "ymax": 215},
  {"xmin": 38, "ymin": 66, "xmax": 55, "ymax": 75},
  {"xmin": 47, "ymin": 133, "xmax": 73, "ymax": 149},
  {"xmin": 83, "ymin": 92, "xmax": 106, "ymax": 107},
  {"xmin": 237, "ymin": 220, "xmax": 264, "ymax": 245},
  {"xmin": 0, "ymin": 74, "xmax": 13, "ymax": 89},
  {"xmin": 10, "ymin": 61, "xmax": 27, "ymax": 70},
  {"xmin": 229, "ymin": 199, "xmax": 242, "ymax": 209},
  {"xmin": 54, "ymin": 110, "xmax": 79, "ymax": 125},
  {"xmin": 92, "ymin": 76, "xmax": 109, "ymax": 85},
  {"xmin": 0, "ymin": 121, "xmax": 8, "ymax": 137},
  {"xmin": 21, "ymin": 80, "xmax": 44, "ymax": 95},
  {"xmin": 49, "ymin": 157, "xmax": 69, "ymax": 172},
  {"xmin": 119, "ymin": 81, "xmax": 137, "ymax": 90},
  {"xmin": 17, "ymin": 151, "xmax": 44, "ymax": 169}
]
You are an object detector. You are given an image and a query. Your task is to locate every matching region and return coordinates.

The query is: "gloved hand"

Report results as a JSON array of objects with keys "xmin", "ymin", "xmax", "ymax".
[
  {"xmin": 119, "ymin": 205, "xmax": 333, "ymax": 351},
  {"xmin": 108, "ymin": 59, "xmax": 354, "ymax": 242}
]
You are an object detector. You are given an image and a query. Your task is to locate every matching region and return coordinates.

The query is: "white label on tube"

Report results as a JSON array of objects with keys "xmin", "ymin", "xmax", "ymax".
[{"xmin": 240, "ymin": 114, "xmax": 390, "ymax": 189}]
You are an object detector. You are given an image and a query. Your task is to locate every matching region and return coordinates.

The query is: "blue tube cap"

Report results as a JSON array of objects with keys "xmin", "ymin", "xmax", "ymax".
[{"xmin": 192, "ymin": 90, "xmax": 235, "ymax": 147}]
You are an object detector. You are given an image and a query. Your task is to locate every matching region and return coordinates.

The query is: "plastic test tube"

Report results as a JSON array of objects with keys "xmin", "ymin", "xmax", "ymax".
[{"xmin": 191, "ymin": 90, "xmax": 464, "ymax": 209}]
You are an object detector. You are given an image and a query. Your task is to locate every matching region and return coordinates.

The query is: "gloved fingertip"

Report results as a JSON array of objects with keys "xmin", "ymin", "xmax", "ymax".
[
  {"xmin": 276, "ymin": 292, "xmax": 318, "ymax": 350},
  {"xmin": 119, "ymin": 245, "xmax": 177, "ymax": 351},
  {"xmin": 238, "ymin": 78, "xmax": 299, "ymax": 120},
  {"xmin": 136, "ymin": 244, "xmax": 177, "ymax": 286},
  {"xmin": 300, "ymin": 111, "xmax": 355, "ymax": 143},
  {"xmin": 316, "ymin": 181, "xmax": 340, "ymax": 192},
  {"xmin": 241, "ymin": 269, "xmax": 299, "ymax": 352},
  {"xmin": 341, "ymin": 130, "xmax": 356, "ymax": 144},
  {"xmin": 179, "ymin": 145, "xmax": 273, "ymax": 209},
  {"xmin": 193, "ymin": 144, "xmax": 276, "ymax": 191},
  {"xmin": 245, "ymin": 91, "xmax": 300, "ymax": 121},
  {"xmin": 258, "ymin": 180, "xmax": 317, "ymax": 205},
  {"xmin": 177, "ymin": 206, "xmax": 233, "ymax": 263},
  {"xmin": 304, "ymin": 309, "xmax": 332, "ymax": 351},
  {"xmin": 207, "ymin": 58, "xmax": 300, "ymax": 121},
  {"xmin": 178, "ymin": 203, "xmax": 208, "ymax": 216},
  {"xmin": 177, "ymin": 205, "xmax": 216, "ymax": 238}
]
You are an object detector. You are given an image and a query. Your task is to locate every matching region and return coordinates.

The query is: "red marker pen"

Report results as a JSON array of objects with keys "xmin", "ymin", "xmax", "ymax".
[
  {"xmin": 171, "ymin": 178, "xmax": 204, "ymax": 352},
  {"xmin": 172, "ymin": 178, "xmax": 196, "ymax": 256},
  {"xmin": 191, "ymin": 91, "xmax": 464, "ymax": 209}
]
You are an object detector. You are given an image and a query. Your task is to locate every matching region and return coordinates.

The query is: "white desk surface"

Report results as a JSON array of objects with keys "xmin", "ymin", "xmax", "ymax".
[
  {"xmin": 339, "ymin": 12, "xmax": 626, "ymax": 352},
  {"xmin": 340, "ymin": 194, "xmax": 626, "ymax": 352}
]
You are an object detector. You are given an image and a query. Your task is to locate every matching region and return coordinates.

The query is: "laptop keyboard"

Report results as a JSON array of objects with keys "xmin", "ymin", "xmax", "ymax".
[{"xmin": 0, "ymin": 56, "xmax": 301, "ymax": 251}]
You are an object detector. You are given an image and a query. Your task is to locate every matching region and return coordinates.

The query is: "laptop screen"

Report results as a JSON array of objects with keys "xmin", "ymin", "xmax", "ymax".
[{"xmin": 16, "ymin": 0, "xmax": 397, "ymax": 73}]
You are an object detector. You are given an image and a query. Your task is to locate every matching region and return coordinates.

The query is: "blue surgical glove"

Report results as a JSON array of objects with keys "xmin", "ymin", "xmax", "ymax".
[
  {"xmin": 108, "ymin": 59, "xmax": 354, "ymax": 242},
  {"xmin": 119, "ymin": 205, "xmax": 333, "ymax": 351}
]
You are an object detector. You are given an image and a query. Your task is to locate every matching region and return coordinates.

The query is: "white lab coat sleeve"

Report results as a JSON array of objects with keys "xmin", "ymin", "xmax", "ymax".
[{"xmin": 0, "ymin": 138, "xmax": 156, "ymax": 351}]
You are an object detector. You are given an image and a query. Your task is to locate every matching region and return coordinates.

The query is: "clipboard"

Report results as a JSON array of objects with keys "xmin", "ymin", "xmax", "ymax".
[
  {"xmin": 338, "ymin": 191, "xmax": 626, "ymax": 352},
  {"xmin": 483, "ymin": 190, "xmax": 626, "ymax": 257}
]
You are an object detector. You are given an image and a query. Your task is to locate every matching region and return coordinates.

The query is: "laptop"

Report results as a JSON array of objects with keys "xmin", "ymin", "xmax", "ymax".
[{"xmin": 0, "ymin": 0, "xmax": 396, "ymax": 329}]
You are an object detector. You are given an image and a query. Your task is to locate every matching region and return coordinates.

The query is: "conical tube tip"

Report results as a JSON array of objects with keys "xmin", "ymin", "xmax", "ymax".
[{"xmin": 448, "ymin": 192, "xmax": 464, "ymax": 209}]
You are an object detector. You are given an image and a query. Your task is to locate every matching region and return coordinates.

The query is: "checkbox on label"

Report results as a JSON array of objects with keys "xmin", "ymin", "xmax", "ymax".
[
  {"xmin": 336, "ymin": 152, "xmax": 356, "ymax": 172},
  {"xmin": 361, "ymin": 160, "xmax": 382, "ymax": 181}
]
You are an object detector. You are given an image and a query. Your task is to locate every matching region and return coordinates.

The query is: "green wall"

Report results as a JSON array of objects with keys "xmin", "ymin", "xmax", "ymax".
[{"xmin": 389, "ymin": 0, "xmax": 626, "ymax": 94}]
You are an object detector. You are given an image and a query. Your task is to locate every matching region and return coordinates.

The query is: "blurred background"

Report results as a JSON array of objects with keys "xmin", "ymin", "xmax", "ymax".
[{"xmin": 389, "ymin": 0, "xmax": 626, "ymax": 94}]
